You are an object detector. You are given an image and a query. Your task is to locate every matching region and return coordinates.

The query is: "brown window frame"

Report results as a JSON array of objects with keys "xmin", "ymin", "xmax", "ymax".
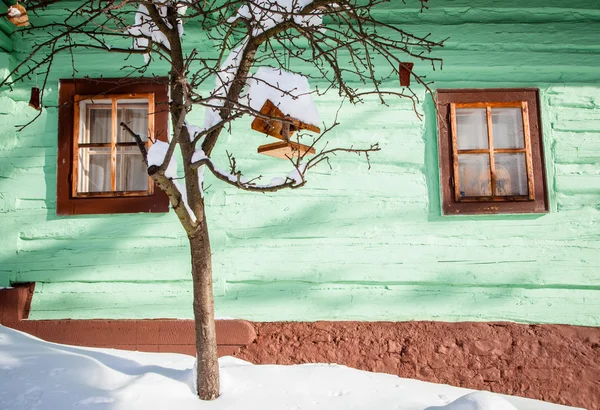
[
  {"xmin": 57, "ymin": 78, "xmax": 170, "ymax": 215},
  {"xmin": 436, "ymin": 89, "xmax": 549, "ymax": 215}
]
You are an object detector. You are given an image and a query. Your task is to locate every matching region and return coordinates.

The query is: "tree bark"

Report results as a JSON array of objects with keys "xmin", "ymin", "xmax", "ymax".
[{"xmin": 189, "ymin": 205, "xmax": 220, "ymax": 400}]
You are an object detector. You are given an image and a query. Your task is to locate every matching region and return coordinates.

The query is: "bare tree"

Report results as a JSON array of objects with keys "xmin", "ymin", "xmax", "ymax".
[{"xmin": 1, "ymin": 0, "xmax": 443, "ymax": 400}]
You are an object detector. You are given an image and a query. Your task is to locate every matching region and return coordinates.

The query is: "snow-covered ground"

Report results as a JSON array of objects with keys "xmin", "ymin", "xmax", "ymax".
[{"xmin": 0, "ymin": 325, "xmax": 580, "ymax": 410}]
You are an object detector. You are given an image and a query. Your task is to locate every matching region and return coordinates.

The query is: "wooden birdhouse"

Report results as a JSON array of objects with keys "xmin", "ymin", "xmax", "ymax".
[
  {"xmin": 246, "ymin": 67, "xmax": 321, "ymax": 159},
  {"xmin": 253, "ymin": 99, "xmax": 320, "ymax": 158},
  {"xmin": 7, "ymin": 4, "xmax": 29, "ymax": 27},
  {"xmin": 251, "ymin": 99, "xmax": 320, "ymax": 140}
]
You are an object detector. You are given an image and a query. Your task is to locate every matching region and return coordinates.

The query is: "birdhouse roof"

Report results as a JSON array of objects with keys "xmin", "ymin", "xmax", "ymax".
[{"xmin": 245, "ymin": 67, "xmax": 320, "ymax": 128}]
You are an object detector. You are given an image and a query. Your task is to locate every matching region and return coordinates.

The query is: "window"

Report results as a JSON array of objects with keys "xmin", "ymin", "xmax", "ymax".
[
  {"xmin": 57, "ymin": 78, "xmax": 170, "ymax": 215},
  {"xmin": 436, "ymin": 89, "xmax": 548, "ymax": 215},
  {"xmin": 74, "ymin": 95, "xmax": 152, "ymax": 196}
]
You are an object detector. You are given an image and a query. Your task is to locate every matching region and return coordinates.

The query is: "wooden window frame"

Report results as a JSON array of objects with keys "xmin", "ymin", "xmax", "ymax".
[
  {"xmin": 57, "ymin": 78, "xmax": 170, "ymax": 215},
  {"xmin": 437, "ymin": 89, "xmax": 549, "ymax": 215}
]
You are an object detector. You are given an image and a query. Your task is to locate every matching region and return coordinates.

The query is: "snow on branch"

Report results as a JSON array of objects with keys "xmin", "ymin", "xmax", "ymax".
[
  {"xmin": 190, "ymin": 141, "xmax": 380, "ymax": 193},
  {"xmin": 189, "ymin": 126, "xmax": 380, "ymax": 194},
  {"xmin": 148, "ymin": 140, "xmax": 179, "ymax": 180},
  {"xmin": 228, "ymin": 0, "xmax": 323, "ymax": 36},
  {"xmin": 121, "ymin": 122, "xmax": 199, "ymax": 230},
  {"xmin": 127, "ymin": 1, "xmax": 186, "ymax": 62},
  {"xmin": 204, "ymin": 38, "xmax": 250, "ymax": 130}
]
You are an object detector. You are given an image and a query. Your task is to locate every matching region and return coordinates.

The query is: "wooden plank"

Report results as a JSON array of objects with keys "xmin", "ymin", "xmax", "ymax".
[
  {"xmin": 455, "ymin": 102, "xmax": 523, "ymax": 109},
  {"xmin": 78, "ymin": 142, "xmax": 112, "ymax": 148},
  {"xmin": 458, "ymin": 148, "xmax": 527, "ymax": 154},
  {"xmin": 257, "ymin": 140, "xmax": 316, "ymax": 159},
  {"xmin": 0, "ymin": 29, "xmax": 12, "ymax": 53},
  {"xmin": 449, "ymin": 103, "xmax": 461, "ymax": 201},
  {"xmin": 74, "ymin": 93, "xmax": 151, "ymax": 103},
  {"xmin": 74, "ymin": 191, "xmax": 150, "ymax": 198},
  {"xmin": 486, "ymin": 106, "xmax": 496, "ymax": 196},
  {"xmin": 110, "ymin": 98, "xmax": 117, "ymax": 192},
  {"xmin": 26, "ymin": 281, "xmax": 600, "ymax": 326},
  {"xmin": 0, "ymin": 1, "xmax": 15, "ymax": 48},
  {"xmin": 521, "ymin": 101, "xmax": 535, "ymax": 200},
  {"xmin": 457, "ymin": 195, "xmax": 531, "ymax": 203},
  {"xmin": 219, "ymin": 282, "xmax": 600, "ymax": 325},
  {"xmin": 71, "ymin": 97, "xmax": 80, "ymax": 197},
  {"xmin": 147, "ymin": 93, "xmax": 155, "ymax": 195}
]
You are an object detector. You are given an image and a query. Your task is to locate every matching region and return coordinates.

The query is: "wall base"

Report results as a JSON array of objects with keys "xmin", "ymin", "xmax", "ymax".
[
  {"xmin": 0, "ymin": 285, "xmax": 256, "ymax": 356},
  {"xmin": 236, "ymin": 321, "xmax": 599, "ymax": 410}
]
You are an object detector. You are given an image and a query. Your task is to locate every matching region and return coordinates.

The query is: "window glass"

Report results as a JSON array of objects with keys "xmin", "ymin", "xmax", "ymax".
[
  {"xmin": 492, "ymin": 108, "xmax": 524, "ymax": 149},
  {"xmin": 456, "ymin": 108, "xmax": 488, "ymax": 150},
  {"xmin": 117, "ymin": 146, "xmax": 148, "ymax": 191},
  {"xmin": 117, "ymin": 99, "xmax": 149, "ymax": 143},
  {"xmin": 495, "ymin": 153, "xmax": 528, "ymax": 196},
  {"xmin": 458, "ymin": 154, "xmax": 491, "ymax": 197},
  {"xmin": 79, "ymin": 100, "xmax": 112, "ymax": 144},
  {"xmin": 78, "ymin": 147, "xmax": 111, "ymax": 193}
]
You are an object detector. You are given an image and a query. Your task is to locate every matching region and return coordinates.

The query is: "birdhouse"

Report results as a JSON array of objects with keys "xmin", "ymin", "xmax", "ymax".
[
  {"xmin": 7, "ymin": 4, "xmax": 29, "ymax": 27},
  {"xmin": 251, "ymin": 99, "xmax": 320, "ymax": 140},
  {"xmin": 246, "ymin": 67, "xmax": 321, "ymax": 159}
]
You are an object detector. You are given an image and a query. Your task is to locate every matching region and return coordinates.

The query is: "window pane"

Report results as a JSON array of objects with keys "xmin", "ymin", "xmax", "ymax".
[
  {"xmin": 117, "ymin": 146, "xmax": 148, "ymax": 191},
  {"xmin": 495, "ymin": 153, "xmax": 528, "ymax": 196},
  {"xmin": 117, "ymin": 100, "xmax": 149, "ymax": 143},
  {"xmin": 456, "ymin": 108, "xmax": 488, "ymax": 150},
  {"xmin": 82, "ymin": 105, "xmax": 112, "ymax": 144},
  {"xmin": 492, "ymin": 108, "xmax": 524, "ymax": 149},
  {"xmin": 458, "ymin": 154, "xmax": 491, "ymax": 197},
  {"xmin": 78, "ymin": 147, "xmax": 111, "ymax": 193}
]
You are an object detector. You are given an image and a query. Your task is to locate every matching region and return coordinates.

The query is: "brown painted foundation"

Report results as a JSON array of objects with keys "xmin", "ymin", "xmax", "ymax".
[
  {"xmin": 1, "ymin": 285, "xmax": 598, "ymax": 409},
  {"xmin": 0, "ymin": 285, "xmax": 256, "ymax": 356},
  {"xmin": 237, "ymin": 321, "xmax": 600, "ymax": 410}
]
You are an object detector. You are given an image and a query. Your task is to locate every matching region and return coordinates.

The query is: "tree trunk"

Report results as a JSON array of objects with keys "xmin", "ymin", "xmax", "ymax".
[{"xmin": 189, "ymin": 207, "xmax": 220, "ymax": 400}]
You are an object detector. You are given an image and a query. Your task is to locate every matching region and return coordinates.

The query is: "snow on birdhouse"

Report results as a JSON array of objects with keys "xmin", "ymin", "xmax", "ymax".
[
  {"xmin": 247, "ymin": 67, "xmax": 320, "ymax": 137},
  {"xmin": 246, "ymin": 67, "xmax": 320, "ymax": 158},
  {"xmin": 7, "ymin": 4, "xmax": 29, "ymax": 27}
]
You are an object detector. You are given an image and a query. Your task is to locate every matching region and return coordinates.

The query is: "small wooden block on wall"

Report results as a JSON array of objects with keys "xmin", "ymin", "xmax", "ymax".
[
  {"xmin": 399, "ymin": 62, "xmax": 414, "ymax": 87},
  {"xmin": 257, "ymin": 141, "xmax": 316, "ymax": 159},
  {"xmin": 0, "ymin": 283, "xmax": 35, "ymax": 323}
]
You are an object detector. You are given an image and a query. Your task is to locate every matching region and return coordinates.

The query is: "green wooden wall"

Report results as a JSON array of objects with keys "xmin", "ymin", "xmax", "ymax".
[{"xmin": 0, "ymin": 0, "xmax": 599, "ymax": 325}]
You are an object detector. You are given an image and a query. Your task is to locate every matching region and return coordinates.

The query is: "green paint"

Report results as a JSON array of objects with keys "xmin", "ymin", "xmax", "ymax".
[
  {"xmin": 1, "ymin": 1, "xmax": 600, "ymax": 324},
  {"xmin": 0, "ymin": 2, "xmax": 14, "ymax": 52}
]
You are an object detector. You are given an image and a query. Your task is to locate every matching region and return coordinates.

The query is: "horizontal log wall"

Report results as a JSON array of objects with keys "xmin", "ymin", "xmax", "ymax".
[{"xmin": 0, "ymin": 0, "xmax": 599, "ymax": 325}]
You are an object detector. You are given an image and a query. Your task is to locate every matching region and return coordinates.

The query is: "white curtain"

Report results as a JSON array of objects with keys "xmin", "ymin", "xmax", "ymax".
[{"xmin": 118, "ymin": 107, "xmax": 148, "ymax": 191}]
